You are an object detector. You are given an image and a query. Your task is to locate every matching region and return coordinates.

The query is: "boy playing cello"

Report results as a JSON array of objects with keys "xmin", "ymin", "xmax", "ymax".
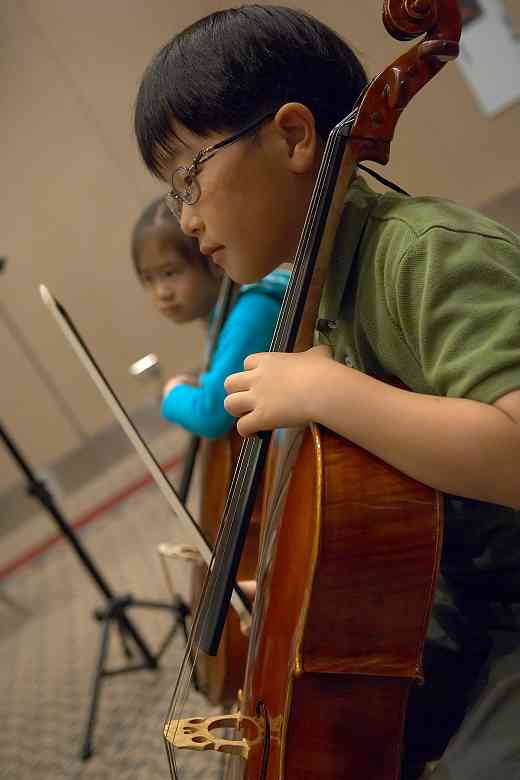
[{"xmin": 134, "ymin": 6, "xmax": 520, "ymax": 778}]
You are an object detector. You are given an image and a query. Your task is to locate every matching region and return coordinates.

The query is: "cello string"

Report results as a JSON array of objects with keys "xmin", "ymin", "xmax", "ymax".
[
  {"xmin": 171, "ymin": 120, "xmax": 351, "ymax": 758},
  {"xmin": 196, "ymin": 120, "xmax": 346, "ymax": 616},
  {"xmin": 162, "ymin": 298, "xmax": 243, "ymax": 777},
  {"xmin": 166, "ymin": 114, "xmax": 355, "ymax": 727},
  {"xmin": 164, "ymin": 455, "xmax": 264, "ymax": 779},
  {"xmin": 166, "ymin": 134, "xmax": 333, "ymax": 712},
  {"xmin": 199, "ymin": 108, "xmax": 359, "ymax": 705},
  {"xmin": 164, "ymin": 437, "xmax": 262, "ymax": 723},
  {"xmin": 169, "ymin": 111, "xmax": 356, "ymax": 697},
  {"xmin": 164, "ymin": 216, "xmax": 310, "ymax": 748}
]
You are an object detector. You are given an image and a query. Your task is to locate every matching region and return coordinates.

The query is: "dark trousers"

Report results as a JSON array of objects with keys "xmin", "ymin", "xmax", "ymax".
[{"xmin": 402, "ymin": 631, "xmax": 520, "ymax": 780}]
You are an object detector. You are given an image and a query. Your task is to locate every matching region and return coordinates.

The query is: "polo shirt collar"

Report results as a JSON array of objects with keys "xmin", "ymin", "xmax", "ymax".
[{"xmin": 318, "ymin": 176, "xmax": 379, "ymax": 324}]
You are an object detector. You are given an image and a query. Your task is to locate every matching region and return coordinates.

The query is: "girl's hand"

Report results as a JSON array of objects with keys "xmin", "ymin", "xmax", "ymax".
[
  {"xmin": 238, "ymin": 580, "xmax": 257, "ymax": 637},
  {"xmin": 224, "ymin": 345, "xmax": 333, "ymax": 436},
  {"xmin": 238, "ymin": 579, "xmax": 257, "ymax": 601},
  {"xmin": 163, "ymin": 373, "xmax": 199, "ymax": 397}
]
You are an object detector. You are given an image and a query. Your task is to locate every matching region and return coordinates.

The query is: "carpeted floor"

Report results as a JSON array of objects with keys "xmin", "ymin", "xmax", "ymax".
[{"xmin": 0, "ymin": 426, "xmax": 227, "ymax": 780}]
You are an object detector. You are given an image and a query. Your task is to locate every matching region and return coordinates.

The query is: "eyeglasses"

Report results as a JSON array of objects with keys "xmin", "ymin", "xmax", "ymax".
[{"xmin": 165, "ymin": 111, "xmax": 276, "ymax": 220}]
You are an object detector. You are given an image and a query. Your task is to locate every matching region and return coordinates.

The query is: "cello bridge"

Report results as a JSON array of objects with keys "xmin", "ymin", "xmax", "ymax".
[{"xmin": 164, "ymin": 713, "xmax": 264, "ymax": 759}]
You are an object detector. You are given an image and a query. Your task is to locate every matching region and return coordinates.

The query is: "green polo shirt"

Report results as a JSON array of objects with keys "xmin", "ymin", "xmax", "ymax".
[
  {"xmin": 317, "ymin": 177, "xmax": 520, "ymax": 404},
  {"xmin": 317, "ymin": 178, "xmax": 520, "ymax": 769}
]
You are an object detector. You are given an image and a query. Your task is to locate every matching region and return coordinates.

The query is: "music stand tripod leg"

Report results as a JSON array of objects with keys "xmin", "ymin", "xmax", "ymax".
[
  {"xmin": 80, "ymin": 608, "xmax": 112, "ymax": 761},
  {"xmin": 0, "ymin": 420, "xmax": 193, "ymax": 760}
]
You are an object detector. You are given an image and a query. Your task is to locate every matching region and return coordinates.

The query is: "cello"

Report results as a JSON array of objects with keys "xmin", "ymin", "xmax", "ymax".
[{"xmin": 164, "ymin": 1, "xmax": 461, "ymax": 777}]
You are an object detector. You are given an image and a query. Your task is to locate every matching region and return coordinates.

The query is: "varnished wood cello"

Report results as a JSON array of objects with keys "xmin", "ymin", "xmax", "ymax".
[{"xmin": 164, "ymin": 1, "xmax": 461, "ymax": 777}]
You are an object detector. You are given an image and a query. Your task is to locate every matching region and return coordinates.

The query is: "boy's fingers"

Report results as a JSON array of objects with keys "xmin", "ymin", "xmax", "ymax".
[
  {"xmin": 224, "ymin": 371, "xmax": 251, "ymax": 393},
  {"xmin": 237, "ymin": 410, "xmax": 264, "ymax": 437},
  {"xmin": 237, "ymin": 580, "xmax": 257, "ymax": 600},
  {"xmin": 243, "ymin": 353, "xmax": 264, "ymax": 370},
  {"xmin": 224, "ymin": 391, "xmax": 255, "ymax": 418}
]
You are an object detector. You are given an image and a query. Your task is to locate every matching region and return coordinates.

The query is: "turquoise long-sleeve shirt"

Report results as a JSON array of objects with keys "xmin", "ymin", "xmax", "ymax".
[{"xmin": 161, "ymin": 270, "xmax": 289, "ymax": 438}]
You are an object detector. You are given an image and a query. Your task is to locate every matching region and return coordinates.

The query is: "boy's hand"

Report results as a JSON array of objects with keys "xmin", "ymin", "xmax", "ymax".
[
  {"xmin": 224, "ymin": 345, "xmax": 332, "ymax": 436},
  {"xmin": 163, "ymin": 373, "xmax": 199, "ymax": 397}
]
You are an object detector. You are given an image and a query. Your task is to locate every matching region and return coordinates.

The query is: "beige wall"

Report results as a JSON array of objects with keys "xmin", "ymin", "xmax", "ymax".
[{"xmin": 2, "ymin": 0, "xmax": 520, "ymax": 491}]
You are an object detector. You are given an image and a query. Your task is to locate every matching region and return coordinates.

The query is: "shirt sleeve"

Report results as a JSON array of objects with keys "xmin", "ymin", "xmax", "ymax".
[
  {"xmin": 392, "ymin": 226, "xmax": 520, "ymax": 404},
  {"xmin": 161, "ymin": 289, "xmax": 281, "ymax": 438}
]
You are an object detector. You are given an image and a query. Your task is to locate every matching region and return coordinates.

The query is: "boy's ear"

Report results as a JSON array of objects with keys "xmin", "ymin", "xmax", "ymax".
[{"xmin": 273, "ymin": 103, "xmax": 320, "ymax": 174}]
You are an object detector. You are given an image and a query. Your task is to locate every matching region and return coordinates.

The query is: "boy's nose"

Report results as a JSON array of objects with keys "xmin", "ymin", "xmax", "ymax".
[{"xmin": 179, "ymin": 205, "xmax": 203, "ymax": 238}]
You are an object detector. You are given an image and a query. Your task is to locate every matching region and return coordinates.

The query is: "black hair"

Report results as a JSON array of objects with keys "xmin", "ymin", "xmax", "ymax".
[
  {"xmin": 134, "ymin": 5, "xmax": 367, "ymax": 178},
  {"xmin": 131, "ymin": 196, "xmax": 206, "ymax": 277}
]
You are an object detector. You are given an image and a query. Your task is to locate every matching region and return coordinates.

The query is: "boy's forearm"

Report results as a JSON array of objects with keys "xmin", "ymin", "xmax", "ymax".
[{"xmin": 309, "ymin": 361, "xmax": 520, "ymax": 508}]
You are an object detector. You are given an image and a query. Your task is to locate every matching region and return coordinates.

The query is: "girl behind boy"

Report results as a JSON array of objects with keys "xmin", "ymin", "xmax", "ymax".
[{"xmin": 131, "ymin": 197, "xmax": 289, "ymax": 439}]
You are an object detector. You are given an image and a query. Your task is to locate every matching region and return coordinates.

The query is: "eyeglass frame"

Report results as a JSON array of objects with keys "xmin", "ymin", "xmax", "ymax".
[{"xmin": 165, "ymin": 111, "xmax": 277, "ymax": 220}]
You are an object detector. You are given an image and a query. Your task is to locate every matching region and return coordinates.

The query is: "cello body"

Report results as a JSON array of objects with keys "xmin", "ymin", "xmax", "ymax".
[{"xmin": 235, "ymin": 424, "xmax": 442, "ymax": 779}]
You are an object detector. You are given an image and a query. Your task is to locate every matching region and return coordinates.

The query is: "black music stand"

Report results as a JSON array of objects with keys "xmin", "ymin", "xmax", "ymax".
[{"xmin": 0, "ymin": 419, "xmax": 195, "ymax": 760}]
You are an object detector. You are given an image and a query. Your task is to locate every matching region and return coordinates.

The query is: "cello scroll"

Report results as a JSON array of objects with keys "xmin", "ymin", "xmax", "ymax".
[{"xmin": 349, "ymin": 0, "xmax": 461, "ymax": 165}]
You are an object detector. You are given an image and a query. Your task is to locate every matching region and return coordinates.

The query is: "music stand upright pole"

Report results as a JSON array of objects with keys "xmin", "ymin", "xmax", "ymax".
[{"xmin": 0, "ymin": 419, "xmax": 193, "ymax": 760}]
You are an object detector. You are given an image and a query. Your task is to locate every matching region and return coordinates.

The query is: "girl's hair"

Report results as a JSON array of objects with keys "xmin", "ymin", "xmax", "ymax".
[
  {"xmin": 134, "ymin": 5, "xmax": 367, "ymax": 178},
  {"xmin": 131, "ymin": 196, "xmax": 206, "ymax": 276}
]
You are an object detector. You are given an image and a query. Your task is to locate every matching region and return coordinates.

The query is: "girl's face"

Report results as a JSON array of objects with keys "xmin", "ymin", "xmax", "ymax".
[
  {"xmin": 137, "ymin": 225, "xmax": 221, "ymax": 323},
  {"xmin": 160, "ymin": 104, "xmax": 322, "ymax": 285}
]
